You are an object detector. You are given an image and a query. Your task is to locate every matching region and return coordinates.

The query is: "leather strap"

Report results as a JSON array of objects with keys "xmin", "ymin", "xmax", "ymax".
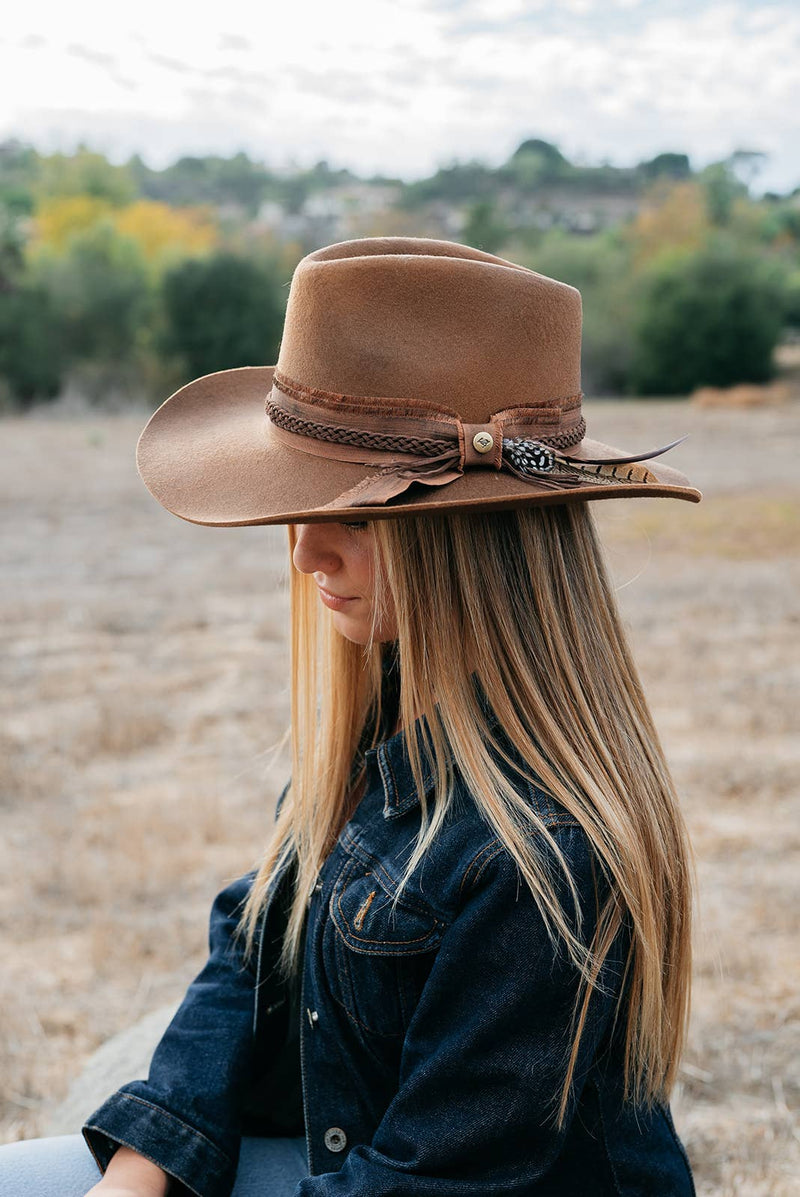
[{"xmin": 265, "ymin": 374, "xmax": 687, "ymax": 509}]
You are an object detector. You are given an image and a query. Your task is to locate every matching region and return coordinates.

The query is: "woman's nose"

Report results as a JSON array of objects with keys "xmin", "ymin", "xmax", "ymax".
[{"xmin": 292, "ymin": 523, "xmax": 342, "ymax": 576}]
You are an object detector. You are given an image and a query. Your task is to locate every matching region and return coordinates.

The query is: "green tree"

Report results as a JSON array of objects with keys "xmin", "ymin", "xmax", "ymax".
[
  {"xmin": 37, "ymin": 146, "xmax": 135, "ymax": 206},
  {"xmin": 161, "ymin": 251, "xmax": 284, "ymax": 379},
  {"xmin": 637, "ymin": 153, "xmax": 691, "ymax": 182},
  {"xmin": 0, "ymin": 139, "xmax": 40, "ymax": 209},
  {"xmin": 700, "ymin": 161, "xmax": 748, "ymax": 227},
  {"xmin": 630, "ymin": 239, "xmax": 785, "ymax": 394},
  {"xmin": 510, "ymin": 138, "xmax": 568, "ymax": 167},
  {"xmin": 35, "ymin": 220, "xmax": 152, "ymax": 364},
  {"xmin": 779, "ymin": 268, "xmax": 800, "ymax": 329},
  {"xmin": 505, "ymin": 139, "xmax": 570, "ymax": 188},
  {"xmin": 135, "ymin": 153, "xmax": 276, "ymax": 214},
  {"xmin": 461, "ymin": 201, "xmax": 508, "ymax": 255},
  {"xmin": 0, "ymin": 201, "xmax": 27, "ymax": 286},
  {"xmin": 0, "ymin": 283, "xmax": 63, "ymax": 405},
  {"xmin": 514, "ymin": 230, "xmax": 635, "ymax": 395},
  {"xmin": 727, "ymin": 149, "xmax": 767, "ymax": 192},
  {"xmin": 400, "ymin": 160, "xmax": 497, "ymax": 207}
]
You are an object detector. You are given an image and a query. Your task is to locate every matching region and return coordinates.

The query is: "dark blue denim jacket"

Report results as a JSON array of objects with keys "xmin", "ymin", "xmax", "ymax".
[{"xmin": 83, "ymin": 719, "xmax": 695, "ymax": 1196}]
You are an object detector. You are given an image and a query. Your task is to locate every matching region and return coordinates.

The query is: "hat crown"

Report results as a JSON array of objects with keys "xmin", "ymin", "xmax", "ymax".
[{"xmin": 276, "ymin": 237, "xmax": 583, "ymax": 424}]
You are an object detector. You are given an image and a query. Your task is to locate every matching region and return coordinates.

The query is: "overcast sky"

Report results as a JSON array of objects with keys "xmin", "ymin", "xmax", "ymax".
[{"xmin": 2, "ymin": 0, "xmax": 798, "ymax": 195}]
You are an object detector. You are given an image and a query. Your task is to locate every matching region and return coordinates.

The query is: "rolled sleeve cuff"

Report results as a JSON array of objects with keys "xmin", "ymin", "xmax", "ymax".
[{"xmin": 82, "ymin": 1090, "xmax": 237, "ymax": 1197}]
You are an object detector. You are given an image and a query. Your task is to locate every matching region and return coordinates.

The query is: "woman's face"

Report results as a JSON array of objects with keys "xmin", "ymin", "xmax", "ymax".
[{"xmin": 292, "ymin": 521, "xmax": 398, "ymax": 645}]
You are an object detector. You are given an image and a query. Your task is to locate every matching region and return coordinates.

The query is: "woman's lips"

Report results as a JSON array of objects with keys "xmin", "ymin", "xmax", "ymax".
[{"xmin": 316, "ymin": 584, "xmax": 359, "ymax": 612}]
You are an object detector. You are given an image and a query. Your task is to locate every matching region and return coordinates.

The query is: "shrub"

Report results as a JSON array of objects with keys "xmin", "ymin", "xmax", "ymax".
[
  {"xmin": 161, "ymin": 251, "xmax": 284, "ymax": 379},
  {"xmin": 630, "ymin": 240, "xmax": 786, "ymax": 394},
  {"xmin": 35, "ymin": 220, "xmax": 152, "ymax": 364},
  {"xmin": 0, "ymin": 284, "xmax": 63, "ymax": 405},
  {"xmin": 514, "ymin": 231, "xmax": 635, "ymax": 395}
]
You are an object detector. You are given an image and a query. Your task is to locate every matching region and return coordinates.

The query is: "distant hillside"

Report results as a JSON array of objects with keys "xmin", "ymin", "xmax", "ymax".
[{"xmin": 0, "ymin": 138, "xmax": 783, "ymax": 249}]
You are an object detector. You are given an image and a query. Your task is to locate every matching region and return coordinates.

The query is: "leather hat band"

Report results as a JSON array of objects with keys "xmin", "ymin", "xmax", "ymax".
[{"xmin": 266, "ymin": 371, "xmax": 687, "ymax": 510}]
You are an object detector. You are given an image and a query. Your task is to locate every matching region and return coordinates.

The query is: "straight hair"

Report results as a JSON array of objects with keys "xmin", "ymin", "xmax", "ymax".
[{"xmin": 240, "ymin": 502, "xmax": 693, "ymax": 1126}]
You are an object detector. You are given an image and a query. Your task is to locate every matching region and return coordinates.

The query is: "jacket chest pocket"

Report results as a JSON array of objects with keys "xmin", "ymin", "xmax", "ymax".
[{"xmin": 323, "ymin": 853, "xmax": 445, "ymax": 1038}]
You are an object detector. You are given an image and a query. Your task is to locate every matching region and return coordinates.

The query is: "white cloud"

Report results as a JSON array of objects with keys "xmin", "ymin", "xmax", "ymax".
[{"xmin": 0, "ymin": 0, "xmax": 798, "ymax": 193}]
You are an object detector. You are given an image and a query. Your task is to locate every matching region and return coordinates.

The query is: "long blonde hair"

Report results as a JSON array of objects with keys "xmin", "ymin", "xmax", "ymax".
[{"xmin": 241, "ymin": 502, "xmax": 693, "ymax": 1125}]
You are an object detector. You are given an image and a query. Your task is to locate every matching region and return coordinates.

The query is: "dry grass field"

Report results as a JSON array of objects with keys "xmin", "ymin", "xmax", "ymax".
[{"xmin": 1, "ymin": 392, "xmax": 798, "ymax": 1194}]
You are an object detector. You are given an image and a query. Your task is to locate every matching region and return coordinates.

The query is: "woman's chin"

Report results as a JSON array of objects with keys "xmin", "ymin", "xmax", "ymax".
[
  {"xmin": 331, "ymin": 612, "xmax": 372, "ymax": 645},
  {"xmin": 331, "ymin": 612, "xmax": 397, "ymax": 646}
]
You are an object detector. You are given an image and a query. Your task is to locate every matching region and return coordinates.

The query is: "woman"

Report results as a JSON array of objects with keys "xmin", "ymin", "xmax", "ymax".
[{"xmin": 2, "ymin": 237, "xmax": 699, "ymax": 1195}]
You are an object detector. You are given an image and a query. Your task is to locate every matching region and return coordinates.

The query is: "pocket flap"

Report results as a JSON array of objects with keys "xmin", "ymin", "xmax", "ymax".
[{"xmin": 331, "ymin": 856, "xmax": 444, "ymax": 956}]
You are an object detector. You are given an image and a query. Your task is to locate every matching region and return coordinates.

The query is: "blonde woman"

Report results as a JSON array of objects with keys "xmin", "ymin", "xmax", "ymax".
[{"xmin": 2, "ymin": 238, "xmax": 699, "ymax": 1195}]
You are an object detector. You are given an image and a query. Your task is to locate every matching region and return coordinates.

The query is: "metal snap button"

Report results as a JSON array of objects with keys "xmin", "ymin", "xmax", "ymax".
[
  {"xmin": 472, "ymin": 431, "xmax": 494, "ymax": 454},
  {"xmin": 306, "ymin": 1008, "xmax": 319, "ymax": 1029},
  {"xmin": 324, "ymin": 1127, "xmax": 347, "ymax": 1153}
]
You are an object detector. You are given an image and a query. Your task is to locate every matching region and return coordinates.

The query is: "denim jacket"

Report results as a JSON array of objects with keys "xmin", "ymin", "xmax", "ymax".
[{"xmin": 83, "ymin": 717, "xmax": 695, "ymax": 1197}]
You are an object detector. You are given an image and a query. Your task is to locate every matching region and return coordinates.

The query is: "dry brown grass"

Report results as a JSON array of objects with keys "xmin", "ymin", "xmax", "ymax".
[
  {"xmin": 690, "ymin": 381, "xmax": 792, "ymax": 408},
  {"xmin": 1, "ymin": 397, "xmax": 798, "ymax": 1193}
]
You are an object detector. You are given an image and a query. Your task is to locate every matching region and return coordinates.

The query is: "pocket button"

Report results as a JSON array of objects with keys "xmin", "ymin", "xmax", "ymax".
[{"xmin": 324, "ymin": 1126, "xmax": 347, "ymax": 1153}]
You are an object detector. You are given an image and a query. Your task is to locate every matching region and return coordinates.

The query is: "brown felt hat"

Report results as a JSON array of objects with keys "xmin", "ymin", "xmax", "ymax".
[{"xmin": 136, "ymin": 236, "xmax": 701, "ymax": 525}]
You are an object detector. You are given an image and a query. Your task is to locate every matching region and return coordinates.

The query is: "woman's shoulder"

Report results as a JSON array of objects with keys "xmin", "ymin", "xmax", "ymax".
[
  {"xmin": 448, "ymin": 753, "xmax": 581, "ymax": 838},
  {"xmin": 449, "ymin": 771, "xmax": 587, "ymax": 877},
  {"xmin": 349, "ymin": 720, "xmax": 592, "ymax": 925},
  {"xmin": 378, "ymin": 771, "xmax": 589, "ymax": 925}
]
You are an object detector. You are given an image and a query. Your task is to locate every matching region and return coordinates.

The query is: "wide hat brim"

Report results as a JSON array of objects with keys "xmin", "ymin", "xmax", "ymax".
[{"xmin": 136, "ymin": 365, "xmax": 702, "ymax": 527}]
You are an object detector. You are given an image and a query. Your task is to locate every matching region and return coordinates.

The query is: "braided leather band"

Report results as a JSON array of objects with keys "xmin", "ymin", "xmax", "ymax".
[
  {"xmin": 268, "ymin": 398, "xmax": 458, "ymax": 457},
  {"xmin": 265, "ymin": 370, "xmax": 686, "ymax": 509},
  {"xmin": 269, "ymin": 371, "xmax": 588, "ymax": 455}
]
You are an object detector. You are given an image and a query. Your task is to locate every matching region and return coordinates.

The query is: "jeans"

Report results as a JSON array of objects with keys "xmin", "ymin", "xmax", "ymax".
[{"xmin": 0, "ymin": 1133, "xmax": 309, "ymax": 1196}]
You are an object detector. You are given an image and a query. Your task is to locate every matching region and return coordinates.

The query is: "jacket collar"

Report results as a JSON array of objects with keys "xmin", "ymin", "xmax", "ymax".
[
  {"xmin": 366, "ymin": 717, "xmax": 438, "ymax": 819},
  {"xmin": 364, "ymin": 666, "xmax": 501, "ymax": 820}
]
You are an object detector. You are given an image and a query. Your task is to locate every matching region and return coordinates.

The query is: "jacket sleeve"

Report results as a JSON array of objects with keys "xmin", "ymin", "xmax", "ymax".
[
  {"xmin": 298, "ymin": 825, "xmax": 626, "ymax": 1196},
  {"xmin": 82, "ymin": 783, "xmax": 291, "ymax": 1197}
]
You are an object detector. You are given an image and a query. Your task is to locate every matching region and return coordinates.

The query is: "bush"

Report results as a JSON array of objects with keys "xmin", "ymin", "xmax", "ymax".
[
  {"xmin": 782, "ymin": 268, "xmax": 800, "ymax": 330},
  {"xmin": 630, "ymin": 240, "xmax": 786, "ymax": 394},
  {"xmin": 514, "ymin": 231, "xmax": 635, "ymax": 395},
  {"xmin": 161, "ymin": 251, "xmax": 284, "ymax": 379},
  {"xmin": 35, "ymin": 221, "xmax": 152, "ymax": 365},
  {"xmin": 461, "ymin": 201, "xmax": 509, "ymax": 255},
  {"xmin": 0, "ymin": 284, "xmax": 63, "ymax": 405}
]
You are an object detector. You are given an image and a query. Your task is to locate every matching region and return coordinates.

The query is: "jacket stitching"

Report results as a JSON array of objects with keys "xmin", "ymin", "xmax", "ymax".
[
  {"xmin": 384, "ymin": 748, "xmax": 428, "ymax": 815},
  {"xmin": 384, "ymin": 749, "xmax": 403, "ymax": 807},
  {"xmin": 659, "ymin": 1103, "xmax": 698, "ymax": 1195},
  {"xmin": 329, "ymin": 917, "xmax": 408, "ymax": 1040},
  {"xmin": 96, "ymin": 1093, "xmax": 234, "ymax": 1164},
  {"xmin": 341, "ymin": 832, "xmax": 400, "ymax": 894},
  {"xmin": 340, "ymin": 832, "xmax": 404, "ymax": 891},
  {"xmin": 459, "ymin": 840, "xmax": 503, "ymax": 896},
  {"xmin": 381, "ymin": 743, "xmax": 435, "ymax": 816},
  {"xmin": 335, "ymin": 879, "xmax": 441, "ymax": 948},
  {"xmin": 340, "ymin": 832, "xmax": 450, "ymax": 924},
  {"xmin": 331, "ymin": 856, "xmax": 442, "ymax": 950},
  {"xmin": 328, "ymin": 981, "xmax": 407, "ymax": 1039},
  {"xmin": 468, "ymin": 844, "xmax": 507, "ymax": 891},
  {"xmin": 595, "ymin": 1082, "xmax": 624, "ymax": 1197},
  {"xmin": 377, "ymin": 745, "xmax": 396, "ymax": 813},
  {"xmin": 459, "ymin": 816, "xmax": 581, "ymax": 896}
]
